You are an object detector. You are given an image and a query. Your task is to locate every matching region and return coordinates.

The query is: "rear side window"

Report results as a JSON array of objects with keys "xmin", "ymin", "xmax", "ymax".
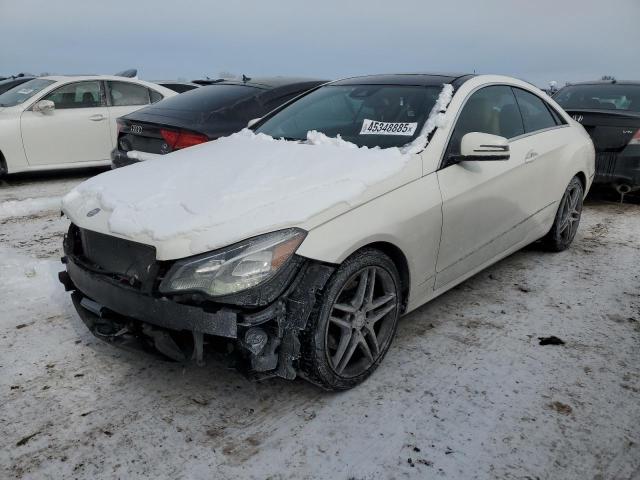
[
  {"xmin": 43, "ymin": 81, "xmax": 104, "ymax": 109},
  {"xmin": 108, "ymin": 81, "xmax": 150, "ymax": 106},
  {"xmin": 149, "ymin": 89, "xmax": 163, "ymax": 103},
  {"xmin": 547, "ymin": 104, "xmax": 566, "ymax": 125},
  {"xmin": 447, "ymin": 85, "xmax": 524, "ymax": 157},
  {"xmin": 160, "ymin": 83, "xmax": 199, "ymax": 93},
  {"xmin": 513, "ymin": 88, "xmax": 557, "ymax": 133}
]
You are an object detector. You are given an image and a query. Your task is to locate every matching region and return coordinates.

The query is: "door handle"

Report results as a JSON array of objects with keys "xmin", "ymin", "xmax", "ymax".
[
  {"xmin": 89, "ymin": 114, "xmax": 106, "ymax": 121},
  {"xmin": 525, "ymin": 150, "xmax": 539, "ymax": 162}
]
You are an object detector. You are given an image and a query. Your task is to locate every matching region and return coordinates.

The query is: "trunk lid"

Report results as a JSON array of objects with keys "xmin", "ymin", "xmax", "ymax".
[{"xmin": 565, "ymin": 109, "xmax": 640, "ymax": 152}]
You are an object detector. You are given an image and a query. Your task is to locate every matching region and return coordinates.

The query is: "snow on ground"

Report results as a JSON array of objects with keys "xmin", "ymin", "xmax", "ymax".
[
  {"xmin": 1, "ymin": 174, "xmax": 639, "ymax": 480},
  {"xmin": 0, "ymin": 197, "xmax": 61, "ymax": 222}
]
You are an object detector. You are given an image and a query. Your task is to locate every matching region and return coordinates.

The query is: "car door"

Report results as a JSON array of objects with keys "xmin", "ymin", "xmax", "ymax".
[
  {"xmin": 435, "ymin": 85, "xmax": 532, "ymax": 290},
  {"xmin": 20, "ymin": 80, "xmax": 112, "ymax": 165},
  {"xmin": 511, "ymin": 87, "xmax": 571, "ymax": 232},
  {"xmin": 106, "ymin": 81, "xmax": 161, "ymax": 142}
]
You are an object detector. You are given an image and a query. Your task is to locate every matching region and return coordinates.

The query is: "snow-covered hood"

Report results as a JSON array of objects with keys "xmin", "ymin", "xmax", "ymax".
[{"xmin": 62, "ymin": 130, "xmax": 422, "ymax": 260}]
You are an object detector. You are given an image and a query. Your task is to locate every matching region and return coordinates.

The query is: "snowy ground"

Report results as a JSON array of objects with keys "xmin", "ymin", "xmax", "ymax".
[{"xmin": 1, "ymin": 172, "xmax": 639, "ymax": 480}]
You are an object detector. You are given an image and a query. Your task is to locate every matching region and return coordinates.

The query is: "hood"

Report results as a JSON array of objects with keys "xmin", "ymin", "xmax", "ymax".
[{"xmin": 63, "ymin": 130, "xmax": 421, "ymax": 260}]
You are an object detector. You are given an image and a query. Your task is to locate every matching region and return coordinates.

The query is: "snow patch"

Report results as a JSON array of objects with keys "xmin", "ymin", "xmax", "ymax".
[
  {"xmin": 63, "ymin": 130, "xmax": 410, "ymax": 254},
  {"xmin": 0, "ymin": 196, "xmax": 61, "ymax": 221},
  {"xmin": 306, "ymin": 130, "xmax": 359, "ymax": 149},
  {"xmin": 401, "ymin": 83, "xmax": 454, "ymax": 155}
]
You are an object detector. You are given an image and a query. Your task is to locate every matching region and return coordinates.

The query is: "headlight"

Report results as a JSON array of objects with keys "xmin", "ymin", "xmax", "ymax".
[{"xmin": 160, "ymin": 228, "xmax": 306, "ymax": 297}]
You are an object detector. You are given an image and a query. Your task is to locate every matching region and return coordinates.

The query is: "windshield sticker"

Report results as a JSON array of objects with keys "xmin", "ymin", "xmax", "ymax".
[
  {"xmin": 17, "ymin": 89, "xmax": 34, "ymax": 95},
  {"xmin": 360, "ymin": 119, "xmax": 418, "ymax": 136}
]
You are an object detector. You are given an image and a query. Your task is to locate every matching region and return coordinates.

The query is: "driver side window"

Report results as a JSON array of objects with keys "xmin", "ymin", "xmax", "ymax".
[
  {"xmin": 43, "ymin": 81, "xmax": 104, "ymax": 109},
  {"xmin": 446, "ymin": 85, "xmax": 524, "ymax": 159}
]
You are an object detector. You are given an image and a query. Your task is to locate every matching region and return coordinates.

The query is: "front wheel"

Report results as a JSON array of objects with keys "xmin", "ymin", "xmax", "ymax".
[
  {"xmin": 299, "ymin": 249, "xmax": 402, "ymax": 390},
  {"xmin": 541, "ymin": 176, "xmax": 584, "ymax": 251}
]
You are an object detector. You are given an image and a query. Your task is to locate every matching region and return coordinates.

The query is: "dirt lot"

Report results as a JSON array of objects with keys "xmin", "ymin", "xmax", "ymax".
[{"xmin": 1, "ymin": 172, "xmax": 639, "ymax": 480}]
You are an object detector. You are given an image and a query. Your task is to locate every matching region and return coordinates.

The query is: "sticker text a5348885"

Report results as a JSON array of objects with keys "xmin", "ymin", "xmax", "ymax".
[{"xmin": 360, "ymin": 119, "xmax": 418, "ymax": 136}]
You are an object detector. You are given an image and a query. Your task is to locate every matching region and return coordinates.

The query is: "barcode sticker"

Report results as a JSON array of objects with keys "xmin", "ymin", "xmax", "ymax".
[{"xmin": 360, "ymin": 119, "xmax": 418, "ymax": 136}]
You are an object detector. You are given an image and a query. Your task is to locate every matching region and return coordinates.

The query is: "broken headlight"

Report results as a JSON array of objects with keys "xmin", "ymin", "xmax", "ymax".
[{"xmin": 160, "ymin": 228, "xmax": 306, "ymax": 298}]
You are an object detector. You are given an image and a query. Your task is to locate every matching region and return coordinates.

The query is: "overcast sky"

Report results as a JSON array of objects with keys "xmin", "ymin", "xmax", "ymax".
[{"xmin": 1, "ymin": 0, "xmax": 638, "ymax": 88}]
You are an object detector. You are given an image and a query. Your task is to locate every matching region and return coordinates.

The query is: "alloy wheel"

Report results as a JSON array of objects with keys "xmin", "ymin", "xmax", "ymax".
[
  {"xmin": 325, "ymin": 266, "xmax": 398, "ymax": 378},
  {"xmin": 558, "ymin": 182, "xmax": 583, "ymax": 242}
]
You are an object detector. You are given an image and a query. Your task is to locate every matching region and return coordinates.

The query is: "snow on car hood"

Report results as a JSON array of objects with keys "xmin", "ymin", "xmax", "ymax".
[{"xmin": 62, "ymin": 130, "xmax": 420, "ymax": 260}]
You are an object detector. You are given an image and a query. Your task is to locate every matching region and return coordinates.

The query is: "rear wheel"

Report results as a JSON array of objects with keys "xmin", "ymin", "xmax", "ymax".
[
  {"xmin": 541, "ymin": 176, "xmax": 584, "ymax": 251},
  {"xmin": 299, "ymin": 249, "xmax": 401, "ymax": 390}
]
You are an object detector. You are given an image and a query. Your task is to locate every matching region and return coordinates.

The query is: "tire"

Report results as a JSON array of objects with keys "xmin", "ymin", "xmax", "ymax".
[
  {"xmin": 541, "ymin": 176, "xmax": 584, "ymax": 252},
  {"xmin": 299, "ymin": 248, "xmax": 402, "ymax": 390}
]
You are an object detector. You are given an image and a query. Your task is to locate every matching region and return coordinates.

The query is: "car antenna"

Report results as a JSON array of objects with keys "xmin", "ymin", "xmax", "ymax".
[{"xmin": 242, "ymin": 74, "xmax": 251, "ymax": 83}]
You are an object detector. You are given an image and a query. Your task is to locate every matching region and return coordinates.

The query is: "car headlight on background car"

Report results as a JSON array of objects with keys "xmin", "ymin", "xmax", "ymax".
[{"xmin": 160, "ymin": 228, "xmax": 306, "ymax": 298}]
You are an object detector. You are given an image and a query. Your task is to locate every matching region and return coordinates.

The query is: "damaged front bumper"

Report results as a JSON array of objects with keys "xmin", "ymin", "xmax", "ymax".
[{"xmin": 59, "ymin": 228, "xmax": 334, "ymax": 380}]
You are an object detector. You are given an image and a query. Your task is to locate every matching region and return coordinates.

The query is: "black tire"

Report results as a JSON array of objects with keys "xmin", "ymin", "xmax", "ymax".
[
  {"xmin": 541, "ymin": 176, "xmax": 584, "ymax": 252},
  {"xmin": 299, "ymin": 248, "xmax": 402, "ymax": 391}
]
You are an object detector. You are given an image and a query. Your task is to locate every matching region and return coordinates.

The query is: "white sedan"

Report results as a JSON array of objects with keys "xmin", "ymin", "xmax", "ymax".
[
  {"xmin": 60, "ymin": 73, "xmax": 595, "ymax": 390},
  {"xmin": 0, "ymin": 75, "xmax": 176, "ymax": 175}
]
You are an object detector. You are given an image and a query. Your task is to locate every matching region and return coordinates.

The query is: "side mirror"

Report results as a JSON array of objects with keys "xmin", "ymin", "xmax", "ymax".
[
  {"xmin": 33, "ymin": 99, "xmax": 55, "ymax": 114},
  {"xmin": 459, "ymin": 132, "xmax": 510, "ymax": 161},
  {"xmin": 247, "ymin": 117, "xmax": 262, "ymax": 128}
]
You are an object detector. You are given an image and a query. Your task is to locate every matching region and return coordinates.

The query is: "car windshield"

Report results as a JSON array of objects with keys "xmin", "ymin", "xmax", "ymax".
[
  {"xmin": 0, "ymin": 79, "xmax": 54, "ymax": 107},
  {"xmin": 554, "ymin": 84, "xmax": 640, "ymax": 112},
  {"xmin": 255, "ymin": 84, "xmax": 443, "ymax": 148}
]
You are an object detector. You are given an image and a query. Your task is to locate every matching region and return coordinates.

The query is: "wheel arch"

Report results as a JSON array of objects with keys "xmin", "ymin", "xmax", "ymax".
[
  {"xmin": 574, "ymin": 170, "xmax": 588, "ymax": 196},
  {"xmin": 353, "ymin": 241, "xmax": 411, "ymax": 313}
]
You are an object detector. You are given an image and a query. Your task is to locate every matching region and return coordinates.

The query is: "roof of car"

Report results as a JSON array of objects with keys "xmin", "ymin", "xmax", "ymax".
[
  {"xmin": 39, "ymin": 75, "xmax": 163, "ymax": 83},
  {"xmin": 209, "ymin": 77, "xmax": 328, "ymax": 89},
  {"xmin": 0, "ymin": 76, "xmax": 35, "ymax": 84},
  {"xmin": 154, "ymin": 80, "xmax": 200, "ymax": 85},
  {"xmin": 331, "ymin": 73, "xmax": 473, "ymax": 87},
  {"xmin": 564, "ymin": 80, "xmax": 640, "ymax": 86}
]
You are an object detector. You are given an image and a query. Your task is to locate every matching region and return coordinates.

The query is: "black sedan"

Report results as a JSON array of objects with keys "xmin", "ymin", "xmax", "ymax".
[
  {"xmin": 112, "ymin": 76, "xmax": 328, "ymax": 168},
  {"xmin": 554, "ymin": 80, "xmax": 640, "ymax": 195}
]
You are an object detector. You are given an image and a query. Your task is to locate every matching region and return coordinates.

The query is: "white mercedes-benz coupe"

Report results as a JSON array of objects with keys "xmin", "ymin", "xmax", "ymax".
[
  {"xmin": 0, "ymin": 75, "xmax": 176, "ymax": 175},
  {"xmin": 59, "ymin": 73, "xmax": 595, "ymax": 390}
]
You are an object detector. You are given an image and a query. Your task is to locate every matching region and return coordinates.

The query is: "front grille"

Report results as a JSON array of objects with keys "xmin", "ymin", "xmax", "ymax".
[
  {"xmin": 595, "ymin": 152, "xmax": 619, "ymax": 177},
  {"xmin": 76, "ymin": 227, "xmax": 158, "ymax": 289}
]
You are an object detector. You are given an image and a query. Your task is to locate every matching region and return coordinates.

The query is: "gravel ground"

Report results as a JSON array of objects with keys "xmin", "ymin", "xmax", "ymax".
[{"xmin": 0, "ymin": 173, "xmax": 639, "ymax": 480}]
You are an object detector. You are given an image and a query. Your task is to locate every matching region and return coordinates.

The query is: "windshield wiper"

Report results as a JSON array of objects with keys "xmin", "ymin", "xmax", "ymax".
[{"xmin": 276, "ymin": 136, "xmax": 305, "ymax": 142}]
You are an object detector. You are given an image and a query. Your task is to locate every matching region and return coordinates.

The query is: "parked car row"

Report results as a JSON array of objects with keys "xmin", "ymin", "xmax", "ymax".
[
  {"xmin": 57, "ymin": 72, "xmax": 595, "ymax": 390},
  {"xmin": 111, "ymin": 76, "xmax": 327, "ymax": 167},
  {"xmin": 0, "ymin": 73, "xmax": 327, "ymax": 175},
  {"xmin": 1, "ymin": 72, "xmax": 637, "ymax": 198}
]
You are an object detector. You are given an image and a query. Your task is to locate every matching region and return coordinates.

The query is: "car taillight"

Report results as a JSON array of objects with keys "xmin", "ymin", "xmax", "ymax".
[
  {"xmin": 160, "ymin": 129, "xmax": 209, "ymax": 151},
  {"xmin": 628, "ymin": 129, "xmax": 640, "ymax": 146}
]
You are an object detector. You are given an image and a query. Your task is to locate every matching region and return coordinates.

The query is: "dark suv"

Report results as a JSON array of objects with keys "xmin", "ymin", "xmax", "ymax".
[{"xmin": 112, "ymin": 77, "xmax": 327, "ymax": 168}]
